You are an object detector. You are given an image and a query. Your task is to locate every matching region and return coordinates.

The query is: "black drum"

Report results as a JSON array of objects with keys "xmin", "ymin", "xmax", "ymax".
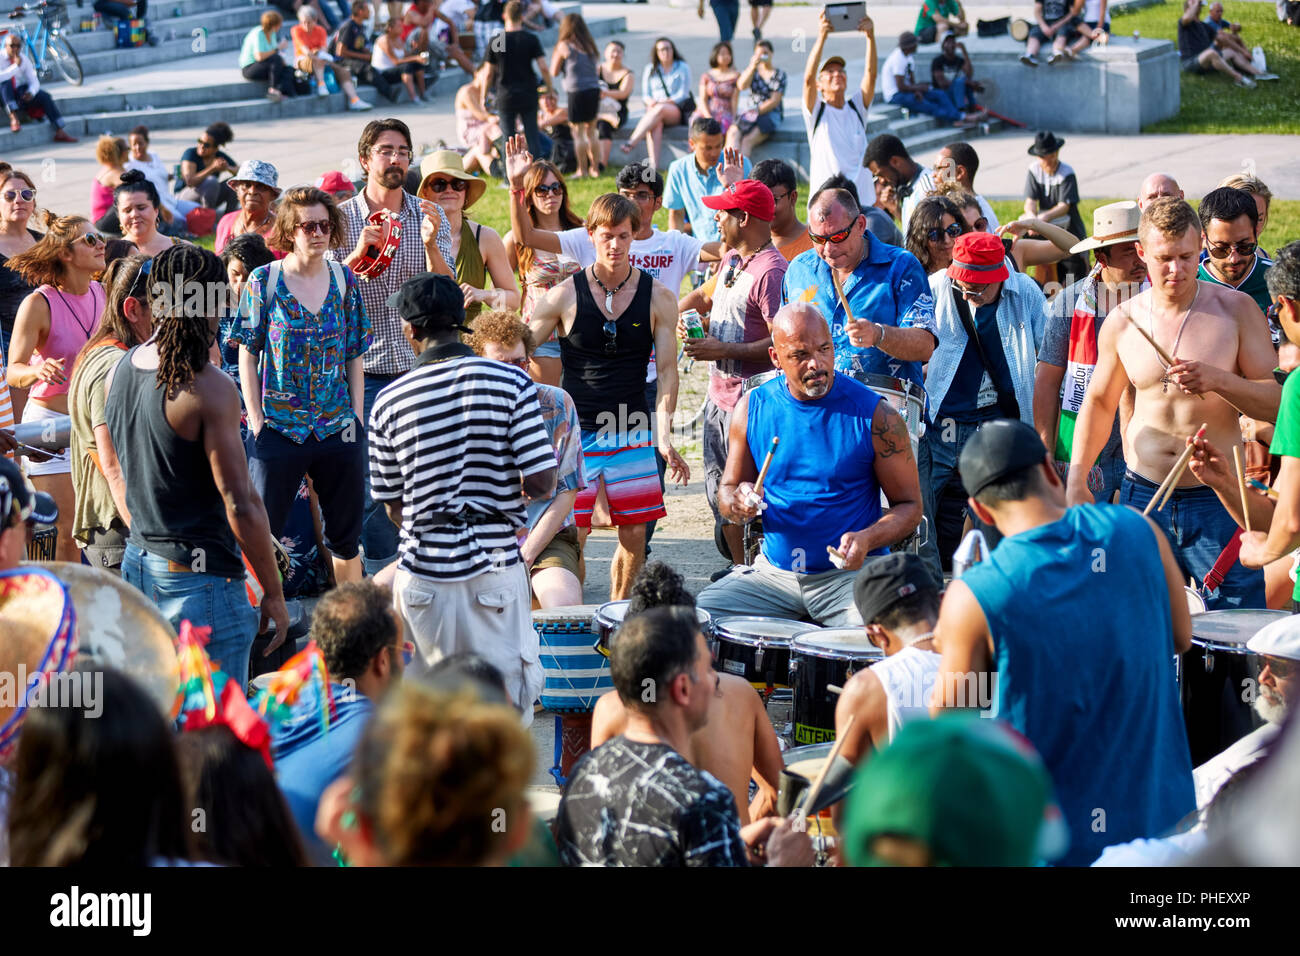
[
  {"xmin": 1181, "ymin": 609, "xmax": 1281, "ymax": 766},
  {"xmin": 594, "ymin": 600, "xmax": 713, "ymax": 658},
  {"xmin": 789, "ymin": 628, "xmax": 883, "ymax": 747},
  {"xmin": 713, "ymin": 617, "xmax": 814, "ymax": 694}
]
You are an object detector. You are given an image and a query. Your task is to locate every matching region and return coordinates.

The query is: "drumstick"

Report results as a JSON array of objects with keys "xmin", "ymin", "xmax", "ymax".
[
  {"xmin": 1128, "ymin": 319, "xmax": 1250, "ymax": 414},
  {"xmin": 1247, "ymin": 477, "xmax": 1279, "ymax": 501},
  {"xmin": 1233, "ymin": 445, "xmax": 1252, "ymax": 533},
  {"xmin": 1142, "ymin": 424, "xmax": 1199, "ymax": 515},
  {"xmin": 794, "ymin": 714, "xmax": 855, "ymax": 821},
  {"xmin": 827, "ymin": 684, "xmax": 844, "ymax": 696},
  {"xmin": 1151, "ymin": 423, "xmax": 1207, "ymax": 513},
  {"xmin": 829, "ymin": 270, "xmax": 854, "ymax": 324},
  {"xmin": 753, "ymin": 436, "xmax": 779, "ymax": 496}
]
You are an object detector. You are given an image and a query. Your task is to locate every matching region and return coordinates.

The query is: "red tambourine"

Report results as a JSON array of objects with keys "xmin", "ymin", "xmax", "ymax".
[{"xmin": 352, "ymin": 208, "xmax": 403, "ymax": 280}]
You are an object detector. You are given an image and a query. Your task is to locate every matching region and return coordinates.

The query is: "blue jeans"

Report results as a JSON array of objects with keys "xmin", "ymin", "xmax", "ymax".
[
  {"xmin": 940, "ymin": 74, "xmax": 977, "ymax": 113},
  {"xmin": 889, "ymin": 89, "xmax": 962, "ymax": 122},
  {"xmin": 122, "ymin": 544, "xmax": 257, "ymax": 686},
  {"xmin": 1119, "ymin": 471, "xmax": 1266, "ymax": 610},
  {"xmin": 2, "ymin": 85, "xmax": 65, "ymax": 129},
  {"xmin": 711, "ymin": 0, "xmax": 740, "ymax": 41},
  {"xmin": 362, "ymin": 373, "xmax": 402, "ymax": 575},
  {"xmin": 919, "ymin": 418, "xmax": 1002, "ymax": 577},
  {"xmin": 317, "ymin": 0, "xmax": 349, "ymax": 29}
]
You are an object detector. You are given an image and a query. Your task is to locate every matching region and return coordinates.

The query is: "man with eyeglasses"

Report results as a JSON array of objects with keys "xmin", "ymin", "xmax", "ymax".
[
  {"xmin": 0, "ymin": 35, "xmax": 77, "ymax": 142},
  {"xmin": 0, "ymin": 457, "xmax": 57, "ymax": 571},
  {"xmin": 924, "ymin": 231, "xmax": 1045, "ymax": 568},
  {"xmin": 680, "ymin": 180, "xmax": 785, "ymax": 566},
  {"xmin": 527, "ymin": 193, "xmax": 690, "ymax": 601},
  {"xmin": 932, "ymin": 141, "xmax": 999, "ymax": 234},
  {"xmin": 1197, "ymin": 186, "xmax": 1276, "ymax": 331},
  {"xmin": 1067, "ymin": 198, "xmax": 1279, "ymax": 610},
  {"xmin": 327, "ymin": 118, "xmax": 453, "ymax": 577}
]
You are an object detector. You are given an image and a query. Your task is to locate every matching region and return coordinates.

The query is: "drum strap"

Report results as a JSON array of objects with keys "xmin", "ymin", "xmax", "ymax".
[
  {"xmin": 1201, "ymin": 529, "xmax": 1244, "ymax": 595},
  {"xmin": 951, "ymin": 289, "xmax": 1020, "ymax": 420}
]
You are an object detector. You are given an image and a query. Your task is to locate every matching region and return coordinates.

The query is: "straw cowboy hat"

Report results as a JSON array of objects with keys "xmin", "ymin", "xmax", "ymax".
[
  {"xmin": 416, "ymin": 150, "xmax": 487, "ymax": 210},
  {"xmin": 1069, "ymin": 201, "xmax": 1141, "ymax": 255}
]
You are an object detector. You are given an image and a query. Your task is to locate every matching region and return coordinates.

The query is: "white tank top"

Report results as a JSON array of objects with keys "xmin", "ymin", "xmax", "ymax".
[
  {"xmin": 372, "ymin": 38, "xmax": 405, "ymax": 71},
  {"xmin": 871, "ymin": 646, "xmax": 941, "ymax": 741}
]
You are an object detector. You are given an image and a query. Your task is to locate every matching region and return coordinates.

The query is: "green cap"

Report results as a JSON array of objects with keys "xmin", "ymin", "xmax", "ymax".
[{"xmin": 842, "ymin": 715, "xmax": 1066, "ymax": 867}]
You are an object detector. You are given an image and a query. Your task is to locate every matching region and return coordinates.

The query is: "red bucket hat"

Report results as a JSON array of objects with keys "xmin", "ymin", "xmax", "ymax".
[
  {"xmin": 702, "ymin": 180, "xmax": 775, "ymax": 223},
  {"xmin": 948, "ymin": 232, "xmax": 1011, "ymax": 285}
]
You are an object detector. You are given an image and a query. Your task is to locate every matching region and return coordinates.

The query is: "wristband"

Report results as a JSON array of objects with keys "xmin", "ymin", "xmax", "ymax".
[{"xmin": 511, "ymin": 188, "xmax": 525, "ymax": 200}]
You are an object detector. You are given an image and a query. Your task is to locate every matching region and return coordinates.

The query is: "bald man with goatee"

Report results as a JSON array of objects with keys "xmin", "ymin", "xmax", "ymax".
[{"xmin": 1066, "ymin": 197, "xmax": 1279, "ymax": 609}]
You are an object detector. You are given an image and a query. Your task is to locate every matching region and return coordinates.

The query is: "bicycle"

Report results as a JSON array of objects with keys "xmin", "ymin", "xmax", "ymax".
[{"xmin": 3, "ymin": 0, "xmax": 84, "ymax": 86}]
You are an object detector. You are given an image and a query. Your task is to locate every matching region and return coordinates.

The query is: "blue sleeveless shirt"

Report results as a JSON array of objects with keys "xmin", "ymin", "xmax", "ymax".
[
  {"xmin": 961, "ymin": 504, "xmax": 1195, "ymax": 866},
  {"xmin": 747, "ymin": 373, "xmax": 884, "ymax": 574}
]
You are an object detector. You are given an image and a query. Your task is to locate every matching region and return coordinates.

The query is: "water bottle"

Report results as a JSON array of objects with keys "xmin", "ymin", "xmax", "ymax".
[{"xmin": 1133, "ymin": 29, "xmax": 1141, "ymax": 44}]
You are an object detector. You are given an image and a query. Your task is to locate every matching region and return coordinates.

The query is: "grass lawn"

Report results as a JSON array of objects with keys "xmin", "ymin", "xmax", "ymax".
[{"xmin": 1111, "ymin": 1, "xmax": 1300, "ymax": 133}]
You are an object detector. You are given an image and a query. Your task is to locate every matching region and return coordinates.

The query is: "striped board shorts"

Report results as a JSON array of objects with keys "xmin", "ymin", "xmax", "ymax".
[{"xmin": 573, "ymin": 428, "xmax": 666, "ymax": 528}]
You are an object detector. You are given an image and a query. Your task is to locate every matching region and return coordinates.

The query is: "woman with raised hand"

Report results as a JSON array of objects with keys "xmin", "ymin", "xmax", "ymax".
[{"xmin": 6, "ymin": 213, "xmax": 107, "ymax": 563}]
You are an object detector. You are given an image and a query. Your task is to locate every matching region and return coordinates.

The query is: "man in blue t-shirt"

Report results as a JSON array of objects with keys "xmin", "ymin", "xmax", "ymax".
[
  {"xmin": 696, "ymin": 301, "xmax": 923, "ymax": 626},
  {"xmin": 932, "ymin": 419, "xmax": 1196, "ymax": 866},
  {"xmin": 272, "ymin": 581, "xmax": 404, "ymax": 864}
]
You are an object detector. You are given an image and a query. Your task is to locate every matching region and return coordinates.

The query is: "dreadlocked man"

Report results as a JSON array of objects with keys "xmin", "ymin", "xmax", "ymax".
[{"xmin": 104, "ymin": 244, "xmax": 288, "ymax": 687}]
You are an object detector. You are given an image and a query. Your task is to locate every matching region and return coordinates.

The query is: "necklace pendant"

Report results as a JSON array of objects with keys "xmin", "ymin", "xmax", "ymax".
[{"xmin": 605, "ymin": 292, "xmax": 614, "ymax": 313}]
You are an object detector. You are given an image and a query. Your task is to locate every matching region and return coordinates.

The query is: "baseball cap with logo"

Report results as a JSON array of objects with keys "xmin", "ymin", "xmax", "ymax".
[{"xmin": 702, "ymin": 179, "xmax": 776, "ymax": 223}]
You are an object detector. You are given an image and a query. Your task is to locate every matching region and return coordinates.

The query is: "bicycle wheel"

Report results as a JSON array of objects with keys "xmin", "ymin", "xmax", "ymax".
[{"xmin": 46, "ymin": 33, "xmax": 83, "ymax": 86}]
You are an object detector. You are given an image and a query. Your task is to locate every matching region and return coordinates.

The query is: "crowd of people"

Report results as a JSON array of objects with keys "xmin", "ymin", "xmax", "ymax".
[{"xmin": 1, "ymin": 0, "xmax": 1299, "ymax": 870}]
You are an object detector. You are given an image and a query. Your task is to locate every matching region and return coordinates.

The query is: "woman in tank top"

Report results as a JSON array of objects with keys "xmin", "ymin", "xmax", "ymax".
[
  {"xmin": 372, "ymin": 15, "xmax": 428, "ymax": 104},
  {"xmin": 5, "ymin": 212, "xmax": 107, "ymax": 562},
  {"xmin": 550, "ymin": 14, "xmax": 603, "ymax": 180},
  {"xmin": 595, "ymin": 40, "xmax": 633, "ymax": 172},
  {"xmin": 504, "ymin": 160, "xmax": 583, "ymax": 386},
  {"xmin": 91, "ymin": 136, "xmax": 128, "ymax": 228}
]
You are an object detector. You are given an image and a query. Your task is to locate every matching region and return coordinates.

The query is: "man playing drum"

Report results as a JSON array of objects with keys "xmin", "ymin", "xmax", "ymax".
[
  {"xmin": 1066, "ymin": 198, "xmax": 1280, "ymax": 609},
  {"xmin": 696, "ymin": 302, "xmax": 922, "ymax": 626}
]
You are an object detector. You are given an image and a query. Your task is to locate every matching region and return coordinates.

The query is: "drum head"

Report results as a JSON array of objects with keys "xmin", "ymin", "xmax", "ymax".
[
  {"xmin": 1010, "ymin": 17, "xmax": 1031, "ymax": 40},
  {"xmin": 792, "ymin": 627, "xmax": 883, "ymax": 662},
  {"xmin": 595, "ymin": 600, "xmax": 629, "ymax": 630},
  {"xmin": 716, "ymin": 616, "xmax": 814, "ymax": 647},
  {"xmin": 1191, "ymin": 609, "xmax": 1289, "ymax": 653},
  {"xmin": 742, "ymin": 368, "xmax": 782, "ymax": 393},
  {"xmin": 532, "ymin": 604, "xmax": 601, "ymax": 625},
  {"xmin": 1185, "ymin": 587, "xmax": 1207, "ymax": 616}
]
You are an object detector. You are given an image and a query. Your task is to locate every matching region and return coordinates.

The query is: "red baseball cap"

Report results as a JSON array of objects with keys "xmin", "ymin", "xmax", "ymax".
[
  {"xmin": 947, "ymin": 231, "xmax": 1010, "ymax": 284},
  {"xmin": 315, "ymin": 170, "xmax": 356, "ymax": 195},
  {"xmin": 702, "ymin": 180, "xmax": 775, "ymax": 223}
]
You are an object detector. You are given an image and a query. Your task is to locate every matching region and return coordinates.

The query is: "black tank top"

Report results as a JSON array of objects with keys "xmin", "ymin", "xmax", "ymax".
[
  {"xmin": 104, "ymin": 348, "xmax": 244, "ymax": 577},
  {"xmin": 561, "ymin": 268, "xmax": 655, "ymax": 431},
  {"xmin": 600, "ymin": 67, "xmax": 629, "ymax": 126}
]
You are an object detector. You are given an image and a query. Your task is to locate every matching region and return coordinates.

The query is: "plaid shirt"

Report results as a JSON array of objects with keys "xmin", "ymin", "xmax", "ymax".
[{"xmin": 328, "ymin": 190, "xmax": 453, "ymax": 377}]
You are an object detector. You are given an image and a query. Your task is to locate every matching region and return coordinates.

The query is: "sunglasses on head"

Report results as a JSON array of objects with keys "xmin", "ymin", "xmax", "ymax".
[
  {"xmin": 1206, "ymin": 238, "xmax": 1257, "ymax": 259},
  {"xmin": 428, "ymin": 178, "xmax": 468, "ymax": 193},
  {"xmin": 928, "ymin": 222, "xmax": 963, "ymax": 243},
  {"xmin": 2, "ymin": 188, "xmax": 34, "ymax": 202},
  {"xmin": 297, "ymin": 219, "xmax": 331, "ymax": 236},
  {"xmin": 533, "ymin": 182, "xmax": 564, "ymax": 197},
  {"xmin": 809, "ymin": 222, "xmax": 857, "ymax": 245}
]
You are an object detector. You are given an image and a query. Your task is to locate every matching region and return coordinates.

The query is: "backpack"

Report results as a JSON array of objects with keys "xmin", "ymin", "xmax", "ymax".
[{"xmin": 812, "ymin": 97, "xmax": 865, "ymax": 135}]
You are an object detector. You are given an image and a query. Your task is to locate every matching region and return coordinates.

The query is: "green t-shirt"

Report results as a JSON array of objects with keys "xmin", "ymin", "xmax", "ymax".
[
  {"xmin": 915, "ymin": 0, "xmax": 961, "ymax": 34},
  {"xmin": 1268, "ymin": 369, "xmax": 1300, "ymax": 601},
  {"xmin": 1197, "ymin": 252, "xmax": 1275, "ymax": 317},
  {"xmin": 69, "ymin": 342, "xmax": 128, "ymax": 544},
  {"xmin": 240, "ymin": 26, "xmax": 278, "ymax": 70}
]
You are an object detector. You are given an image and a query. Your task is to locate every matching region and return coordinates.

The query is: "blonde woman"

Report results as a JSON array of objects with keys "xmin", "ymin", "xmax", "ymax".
[{"xmin": 6, "ymin": 213, "xmax": 107, "ymax": 562}]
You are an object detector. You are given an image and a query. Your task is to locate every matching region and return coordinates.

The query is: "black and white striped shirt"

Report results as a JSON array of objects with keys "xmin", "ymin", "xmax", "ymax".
[{"xmin": 369, "ymin": 343, "xmax": 555, "ymax": 581}]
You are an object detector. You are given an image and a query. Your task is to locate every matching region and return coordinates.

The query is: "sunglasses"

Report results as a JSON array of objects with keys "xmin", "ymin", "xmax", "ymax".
[
  {"xmin": 197, "ymin": 138, "xmax": 216, "ymax": 147},
  {"xmin": 78, "ymin": 231, "xmax": 105, "ymax": 248},
  {"xmin": 603, "ymin": 318, "xmax": 618, "ymax": 355},
  {"xmin": 927, "ymin": 222, "xmax": 963, "ymax": 243},
  {"xmin": 952, "ymin": 280, "xmax": 993, "ymax": 300},
  {"xmin": 428, "ymin": 178, "xmax": 469, "ymax": 194},
  {"xmin": 533, "ymin": 182, "xmax": 564, "ymax": 197},
  {"xmin": 1264, "ymin": 656, "xmax": 1297, "ymax": 679},
  {"xmin": 2, "ymin": 188, "xmax": 35, "ymax": 202},
  {"xmin": 503, "ymin": 356, "xmax": 529, "ymax": 369},
  {"xmin": 1206, "ymin": 239, "xmax": 1258, "ymax": 259},
  {"xmin": 297, "ymin": 219, "xmax": 331, "ymax": 236},
  {"xmin": 809, "ymin": 222, "xmax": 857, "ymax": 245}
]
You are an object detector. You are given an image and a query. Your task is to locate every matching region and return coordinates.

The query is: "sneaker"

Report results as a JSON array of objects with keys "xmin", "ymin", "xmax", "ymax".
[
  {"xmin": 348, "ymin": 97, "xmax": 373, "ymax": 111},
  {"xmin": 1047, "ymin": 50, "xmax": 1062, "ymax": 64},
  {"xmin": 1020, "ymin": 53, "xmax": 1039, "ymax": 67},
  {"xmin": 316, "ymin": 85, "xmax": 330, "ymax": 98},
  {"xmin": 1235, "ymin": 75, "xmax": 1256, "ymax": 88},
  {"xmin": 1255, "ymin": 72, "xmax": 1280, "ymax": 81},
  {"xmin": 52, "ymin": 128, "xmax": 78, "ymax": 143},
  {"xmin": 267, "ymin": 88, "xmax": 284, "ymax": 103},
  {"xmin": 1064, "ymin": 47, "xmax": 1076, "ymax": 60},
  {"xmin": 752, "ymin": 27, "xmax": 761, "ymax": 41}
]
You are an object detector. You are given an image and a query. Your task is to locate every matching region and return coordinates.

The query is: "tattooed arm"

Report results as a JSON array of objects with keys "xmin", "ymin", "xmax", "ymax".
[{"xmin": 836, "ymin": 403, "xmax": 922, "ymax": 569}]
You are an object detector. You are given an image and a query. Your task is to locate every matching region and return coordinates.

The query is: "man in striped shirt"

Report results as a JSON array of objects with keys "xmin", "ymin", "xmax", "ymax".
[{"xmin": 369, "ymin": 274, "xmax": 557, "ymax": 723}]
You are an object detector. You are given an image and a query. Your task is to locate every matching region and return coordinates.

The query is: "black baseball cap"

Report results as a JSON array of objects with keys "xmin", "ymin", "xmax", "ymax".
[
  {"xmin": 853, "ymin": 553, "xmax": 939, "ymax": 625},
  {"xmin": 958, "ymin": 419, "xmax": 1050, "ymax": 499},
  {"xmin": 386, "ymin": 273, "xmax": 471, "ymax": 334},
  {"xmin": 0, "ymin": 457, "xmax": 59, "ymax": 528}
]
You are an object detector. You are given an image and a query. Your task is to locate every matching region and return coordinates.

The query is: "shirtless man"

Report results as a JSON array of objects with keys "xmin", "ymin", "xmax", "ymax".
[
  {"xmin": 590, "ymin": 561, "xmax": 783, "ymax": 824},
  {"xmin": 833, "ymin": 553, "xmax": 941, "ymax": 765},
  {"xmin": 1066, "ymin": 197, "xmax": 1279, "ymax": 609}
]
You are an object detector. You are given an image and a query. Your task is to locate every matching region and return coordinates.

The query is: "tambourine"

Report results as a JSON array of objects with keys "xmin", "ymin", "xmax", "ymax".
[{"xmin": 352, "ymin": 207, "xmax": 403, "ymax": 280}]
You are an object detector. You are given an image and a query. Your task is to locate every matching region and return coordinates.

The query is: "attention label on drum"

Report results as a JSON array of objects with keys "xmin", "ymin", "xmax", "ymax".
[
  {"xmin": 794, "ymin": 724, "xmax": 836, "ymax": 746},
  {"xmin": 723, "ymin": 659, "xmax": 746, "ymax": 677}
]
